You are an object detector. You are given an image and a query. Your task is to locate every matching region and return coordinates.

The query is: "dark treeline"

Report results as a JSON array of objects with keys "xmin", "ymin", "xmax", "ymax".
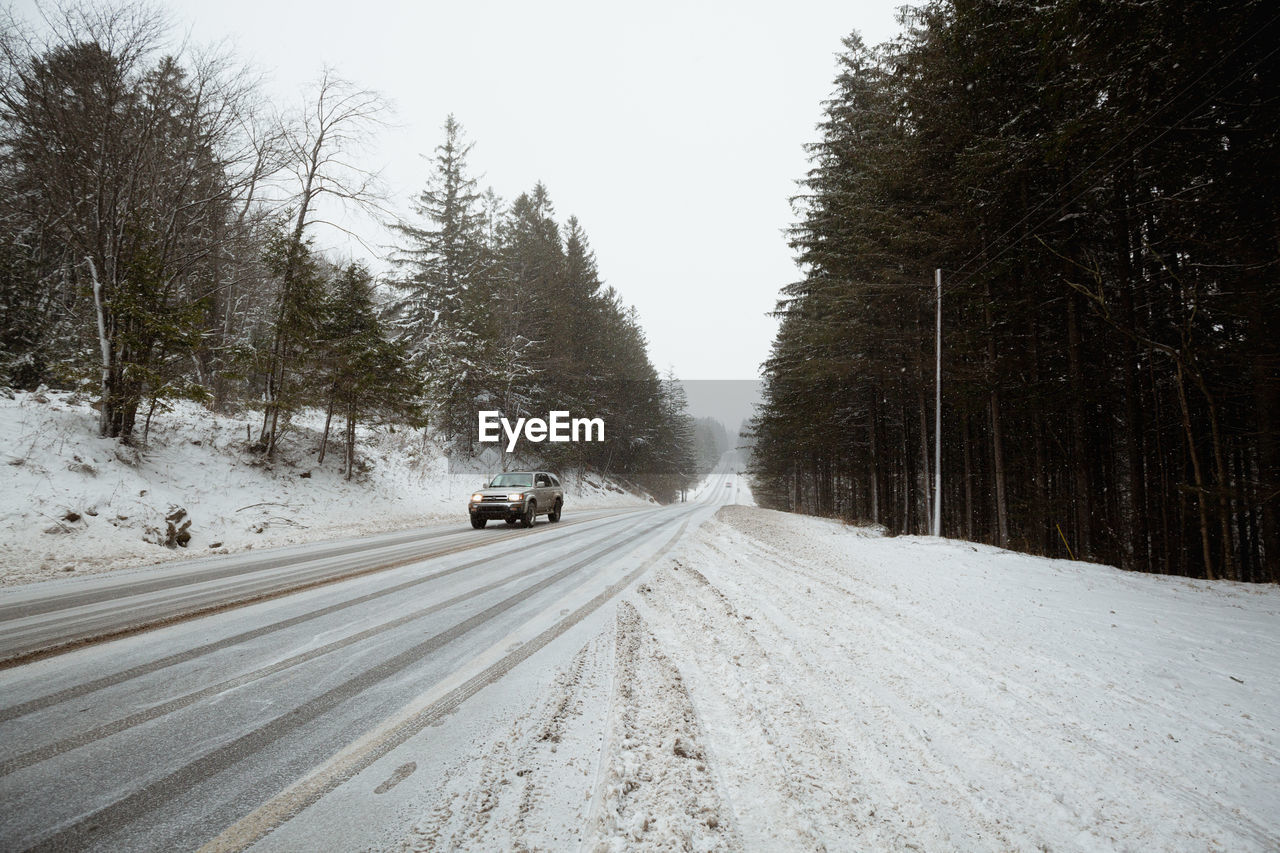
[
  {"xmin": 0, "ymin": 4, "xmax": 697, "ymax": 499},
  {"xmin": 693, "ymin": 417, "xmax": 731, "ymax": 473},
  {"xmin": 751, "ymin": 0, "xmax": 1278, "ymax": 581}
]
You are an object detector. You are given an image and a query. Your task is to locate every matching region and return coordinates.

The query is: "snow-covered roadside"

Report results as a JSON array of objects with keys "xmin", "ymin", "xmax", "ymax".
[
  {"xmin": 391, "ymin": 603, "xmax": 739, "ymax": 853},
  {"xmin": 396, "ymin": 504, "xmax": 1279, "ymax": 852},
  {"xmin": 0, "ymin": 391, "xmax": 650, "ymax": 586},
  {"xmin": 632, "ymin": 507, "xmax": 1280, "ymax": 851}
]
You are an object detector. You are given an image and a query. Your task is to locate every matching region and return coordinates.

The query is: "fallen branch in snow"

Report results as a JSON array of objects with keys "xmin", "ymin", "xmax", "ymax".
[
  {"xmin": 235, "ymin": 502, "xmax": 295, "ymax": 513},
  {"xmin": 36, "ymin": 510, "xmax": 74, "ymax": 535}
]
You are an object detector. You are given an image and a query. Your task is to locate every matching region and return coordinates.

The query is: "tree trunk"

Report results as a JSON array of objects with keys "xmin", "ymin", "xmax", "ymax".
[
  {"xmin": 1233, "ymin": 447, "xmax": 1253, "ymax": 582},
  {"xmin": 267, "ymin": 360, "xmax": 287, "ymax": 458},
  {"xmin": 869, "ymin": 394, "xmax": 880, "ymax": 525},
  {"xmin": 1174, "ymin": 361, "xmax": 1215, "ymax": 580},
  {"xmin": 1115, "ymin": 182, "xmax": 1150, "ymax": 570},
  {"xmin": 983, "ymin": 284, "xmax": 1009, "ymax": 548},
  {"xmin": 1190, "ymin": 368, "xmax": 1236, "ymax": 580},
  {"xmin": 901, "ymin": 401, "xmax": 911, "ymax": 534},
  {"xmin": 962, "ymin": 410, "xmax": 974, "ymax": 542},
  {"xmin": 258, "ymin": 323, "xmax": 283, "ymax": 450},
  {"xmin": 318, "ymin": 394, "xmax": 335, "ymax": 464},
  {"xmin": 88, "ymin": 257, "xmax": 113, "ymax": 438},
  {"xmin": 1027, "ymin": 314, "xmax": 1049, "ymax": 554},
  {"xmin": 142, "ymin": 396, "xmax": 158, "ymax": 445},
  {"xmin": 1066, "ymin": 292, "xmax": 1092, "ymax": 559},
  {"xmin": 1149, "ymin": 354, "xmax": 1173, "ymax": 575},
  {"xmin": 1256, "ymin": 364, "xmax": 1279, "ymax": 584},
  {"xmin": 344, "ymin": 409, "xmax": 356, "ymax": 480}
]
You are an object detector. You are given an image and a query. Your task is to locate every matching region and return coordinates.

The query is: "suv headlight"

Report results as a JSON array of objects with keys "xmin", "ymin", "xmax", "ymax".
[
  {"xmin": 470, "ymin": 493, "xmax": 483, "ymax": 502},
  {"xmin": 508, "ymin": 492, "xmax": 524, "ymax": 501}
]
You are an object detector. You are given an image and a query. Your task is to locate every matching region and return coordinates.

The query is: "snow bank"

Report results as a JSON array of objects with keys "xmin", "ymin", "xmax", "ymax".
[
  {"xmin": 620, "ymin": 506, "xmax": 1280, "ymax": 851},
  {"xmin": 0, "ymin": 391, "xmax": 649, "ymax": 586}
]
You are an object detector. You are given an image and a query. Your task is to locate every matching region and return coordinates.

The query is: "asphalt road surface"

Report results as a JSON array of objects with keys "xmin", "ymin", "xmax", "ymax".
[{"xmin": 0, "ymin": 466, "xmax": 739, "ymax": 851}]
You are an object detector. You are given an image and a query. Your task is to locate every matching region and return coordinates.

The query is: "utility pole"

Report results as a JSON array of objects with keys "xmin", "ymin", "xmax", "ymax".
[{"xmin": 933, "ymin": 268, "xmax": 943, "ymax": 537}]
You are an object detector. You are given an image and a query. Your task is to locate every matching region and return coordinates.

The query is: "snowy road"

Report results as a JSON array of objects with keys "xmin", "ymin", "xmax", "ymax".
[
  {"xmin": 0, "ymin": 468, "xmax": 739, "ymax": 851},
  {"xmin": 0, "ymin": 506, "xmax": 644, "ymax": 666},
  {"xmin": 5, "ymin": 473, "xmax": 1276, "ymax": 853}
]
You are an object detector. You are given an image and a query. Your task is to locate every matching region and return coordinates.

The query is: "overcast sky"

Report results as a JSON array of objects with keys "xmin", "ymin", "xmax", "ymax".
[{"xmin": 20, "ymin": 0, "xmax": 909, "ymax": 380}]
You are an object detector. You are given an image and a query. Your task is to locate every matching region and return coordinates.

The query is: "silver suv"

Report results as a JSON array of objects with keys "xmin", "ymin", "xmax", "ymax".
[{"xmin": 468, "ymin": 471, "xmax": 564, "ymax": 529}]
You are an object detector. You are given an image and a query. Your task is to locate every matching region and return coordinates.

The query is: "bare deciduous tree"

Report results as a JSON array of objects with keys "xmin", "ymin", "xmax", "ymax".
[{"xmin": 256, "ymin": 68, "xmax": 389, "ymax": 456}]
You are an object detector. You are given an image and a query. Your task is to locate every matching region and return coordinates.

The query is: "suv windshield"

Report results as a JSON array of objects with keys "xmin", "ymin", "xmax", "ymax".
[{"xmin": 489, "ymin": 473, "xmax": 533, "ymax": 488}]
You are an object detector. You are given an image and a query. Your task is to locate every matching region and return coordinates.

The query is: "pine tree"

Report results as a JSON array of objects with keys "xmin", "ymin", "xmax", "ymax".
[
  {"xmin": 390, "ymin": 115, "xmax": 486, "ymax": 340},
  {"xmin": 318, "ymin": 263, "xmax": 422, "ymax": 478},
  {"xmin": 0, "ymin": 33, "xmax": 250, "ymax": 438},
  {"xmin": 390, "ymin": 116, "xmax": 520, "ymax": 448},
  {"xmin": 555, "ymin": 216, "xmax": 604, "ymax": 411},
  {"xmin": 493, "ymin": 183, "xmax": 564, "ymax": 411},
  {"xmin": 753, "ymin": 0, "xmax": 1280, "ymax": 580},
  {"xmin": 254, "ymin": 231, "xmax": 327, "ymax": 451}
]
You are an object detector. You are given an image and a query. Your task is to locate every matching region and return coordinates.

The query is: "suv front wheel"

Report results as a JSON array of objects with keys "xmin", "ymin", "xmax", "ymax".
[{"xmin": 521, "ymin": 500, "xmax": 537, "ymax": 528}]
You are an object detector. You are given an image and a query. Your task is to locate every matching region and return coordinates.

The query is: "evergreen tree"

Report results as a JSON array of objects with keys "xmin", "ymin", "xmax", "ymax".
[
  {"xmin": 753, "ymin": 0, "xmax": 1280, "ymax": 581},
  {"xmin": 493, "ymin": 183, "xmax": 564, "ymax": 411},
  {"xmin": 318, "ymin": 263, "xmax": 423, "ymax": 478},
  {"xmin": 388, "ymin": 116, "xmax": 484, "ymax": 441},
  {"xmin": 253, "ymin": 230, "xmax": 327, "ymax": 451},
  {"xmin": 391, "ymin": 114, "xmax": 486, "ymax": 330},
  {"xmin": 0, "ymin": 33, "xmax": 251, "ymax": 438}
]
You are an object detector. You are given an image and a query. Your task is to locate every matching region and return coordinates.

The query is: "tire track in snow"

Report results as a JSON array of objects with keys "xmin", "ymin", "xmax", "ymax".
[
  {"xmin": 402, "ymin": 634, "xmax": 611, "ymax": 851},
  {"xmin": 0, "ymin": 512, "xmax": 654, "ymax": 776},
  {"xmin": 0, "ymin": 510, "xmax": 649, "ymax": 724},
  {"xmin": 690, "ymin": 533, "xmax": 1042, "ymax": 850},
  {"xmin": 582, "ymin": 600, "xmax": 739, "ymax": 852},
  {"xmin": 638, "ymin": 553, "xmax": 952, "ymax": 851},
  {"xmin": 198, "ymin": 515, "xmax": 696, "ymax": 853},
  {"xmin": 719, "ymin": 506, "xmax": 1277, "ymax": 765},
  {"xmin": 20, "ymin": 513, "xmax": 679, "ymax": 853}
]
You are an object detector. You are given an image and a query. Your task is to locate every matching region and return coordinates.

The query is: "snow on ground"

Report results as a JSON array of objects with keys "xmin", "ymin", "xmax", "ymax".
[
  {"xmin": 398, "ymin": 504, "xmax": 1280, "ymax": 852},
  {"xmin": 685, "ymin": 462, "xmax": 752, "ymax": 506},
  {"xmin": 0, "ymin": 390, "xmax": 650, "ymax": 586},
  {"xmin": 399, "ymin": 600, "xmax": 739, "ymax": 853}
]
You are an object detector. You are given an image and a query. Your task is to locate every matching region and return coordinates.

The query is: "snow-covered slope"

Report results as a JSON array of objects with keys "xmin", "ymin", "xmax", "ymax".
[
  {"xmin": 0, "ymin": 391, "xmax": 650, "ymax": 586},
  {"xmin": 402, "ymin": 504, "xmax": 1280, "ymax": 852}
]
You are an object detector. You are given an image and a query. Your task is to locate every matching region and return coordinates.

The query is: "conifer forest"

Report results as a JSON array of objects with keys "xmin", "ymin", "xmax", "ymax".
[
  {"xmin": 0, "ymin": 4, "xmax": 700, "ymax": 501},
  {"xmin": 750, "ymin": 0, "xmax": 1279, "ymax": 581}
]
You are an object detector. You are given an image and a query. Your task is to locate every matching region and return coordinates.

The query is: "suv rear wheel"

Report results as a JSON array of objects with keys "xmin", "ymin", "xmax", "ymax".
[{"xmin": 548, "ymin": 498, "xmax": 562, "ymax": 523}]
